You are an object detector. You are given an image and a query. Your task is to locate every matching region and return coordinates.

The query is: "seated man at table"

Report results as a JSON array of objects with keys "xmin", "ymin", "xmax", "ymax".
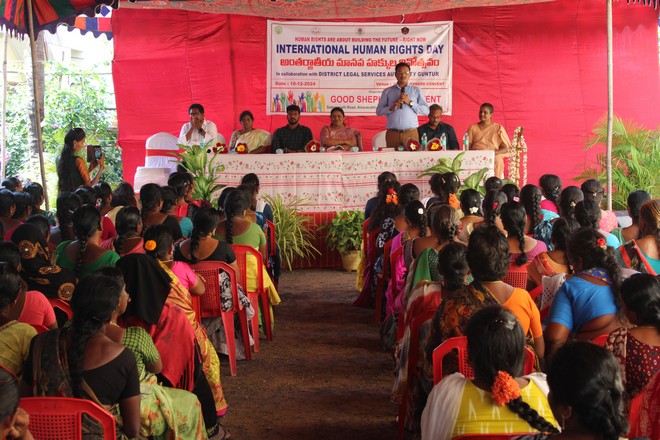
[
  {"xmin": 178, "ymin": 103, "xmax": 225, "ymax": 146},
  {"xmin": 272, "ymin": 105, "xmax": 314, "ymax": 153},
  {"xmin": 417, "ymin": 104, "xmax": 459, "ymax": 150}
]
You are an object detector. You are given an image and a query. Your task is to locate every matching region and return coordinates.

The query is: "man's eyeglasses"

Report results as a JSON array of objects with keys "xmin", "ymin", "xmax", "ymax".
[{"xmin": 395, "ymin": 71, "xmax": 411, "ymax": 76}]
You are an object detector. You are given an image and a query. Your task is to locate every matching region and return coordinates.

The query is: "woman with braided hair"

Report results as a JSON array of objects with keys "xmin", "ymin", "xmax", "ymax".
[
  {"xmin": 215, "ymin": 189, "xmax": 281, "ymax": 317},
  {"xmin": 574, "ymin": 199, "xmax": 621, "ymax": 249},
  {"xmin": 54, "ymin": 205, "xmax": 120, "ymax": 279},
  {"xmin": 425, "ymin": 226, "xmax": 545, "ymax": 381},
  {"xmin": 557, "ymin": 186, "xmax": 583, "ymax": 221},
  {"xmin": 481, "ymin": 189, "xmax": 507, "ymax": 232},
  {"xmin": 617, "ymin": 198, "xmax": 660, "ymax": 275},
  {"xmin": 23, "ymin": 270, "xmax": 141, "ymax": 438},
  {"xmin": 101, "ymin": 207, "xmax": 145, "ymax": 256},
  {"xmin": 405, "ymin": 205, "xmax": 461, "ymax": 297},
  {"xmin": 501, "ymin": 201, "xmax": 547, "ymax": 268},
  {"xmin": 422, "ymin": 305, "xmax": 557, "ymax": 440},
  {"xmin": 515, "ymin": 341, "xmax": 629, "ymax": 440},
  {"xmin": 174, "ymin": 207, "xmax": 237, "ymax": 269},
  {"xmin": 545, "ymin": 228, "xmax": 624, "ymax": 363},
  {"xmin": 527, "ymin": 218, "xmax": 579, "ymax": 291},
  {"xmin": 49, "ymin": 192, "xmax": 82, "ymax": 252},
  {"xmin": 520, "ymin": 184, "xmax": 558, "ymax": 250},
  {"xmin": 427, "ymin": 172, "xmax": 460, "ymax": 209},
  {"xmin": 539, "ymin": 174, "xmax": 562, "ymax": 214},
  {"xmin": 93, "ymin": 181, "xmax": 117, "ymax": 241},
  {"xmin": 139, "ymin": 183, "xmax": 183, "ymax": 242}
]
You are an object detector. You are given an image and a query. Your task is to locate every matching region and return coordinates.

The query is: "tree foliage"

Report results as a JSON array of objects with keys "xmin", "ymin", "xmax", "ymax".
[{"xmin": 5, "ymin": 61, "xmax": 121, "ymax": 193}]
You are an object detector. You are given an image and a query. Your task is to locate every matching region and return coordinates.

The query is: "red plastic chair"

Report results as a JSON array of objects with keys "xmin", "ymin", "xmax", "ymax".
[
  {"xmin": 397, "ymin": 309, "xmax": 436, "ymax": 439},
  {"xmin": 20, "ymin": 397, "xmax": 116, "ymax": 439},
  {"xmin": 432, "ymin": 336, "xmax": 536, "ymax": 385},
  {"xmin": 265, "ymin": 219, "xmax": 278, "ymax": 290},
  {"xmin": 528, "ymin": 285, "xmax": 542, "ymax": 301},
  {"xmin": 192, "ymin": 261, "xmax": 252, "ymax": 375},
  {"xmin": 232, "ymin": 244, "xmax": 272, "ymax": 351},
  {"xmin": 374, "ymin": 239, "xmax": 392, "ymax": 324},
  {"xmin": 48, "ymin": 298, "xmax": 72, "ymax": 320},
  {"xmin": 502, "ymin": 262, "xmax": 531, "ymax": 289},
  {"xmin": 591, "ymin": 333, "xmax": 609, "ymax": 347}
]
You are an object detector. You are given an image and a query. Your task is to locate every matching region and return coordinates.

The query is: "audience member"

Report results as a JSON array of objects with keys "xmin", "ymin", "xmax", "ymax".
[
  {"xmin": 539, "ymin": 174, "xmax": 561, "ymax": 214},
  {"xmin": 581, "ymin": 179, "xmax": 617, "ymax": 232},
  {"xmin": 56, "ymin": 128, "xmax": 104, "ymax": 193},
  {"xmin": 23, "ymin": 182, "xmax": 55, "ymax": 226},
  {"xmin": 545, "ymin": 228, "xmax": 623, "ymax": 362},
  {"xmin": 422, "ymin": 306, "xmax": 557, "ymax": 440},
  {"xmin": 610, "ymin": 190, "xmax": 651, "ymax": 244},
  {"xmin": 617, "ymin": 198, "xmax": 659, "ymax": 274}
]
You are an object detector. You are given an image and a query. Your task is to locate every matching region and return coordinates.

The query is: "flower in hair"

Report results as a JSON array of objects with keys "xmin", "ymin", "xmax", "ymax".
[
  {"xmin": 417, "ymin": 207, "xmax": 424, "ymax": 215},
  {"xmin": 386, "ymin": 189, "xmax": 399, "ymax": 205},
  {"xmin": 144, "ymin": 240, "xmax": 157, "ymax": 251},
  {"xmin": 493, "ymin": 201, "xmax": 499, "ymax": 210},
  {"xmin": 513, "ymin": 196, "xmax": 520, "ymax": 202},
  {"xmin": 596, "ymin": 238, "xmax": 607, "ymax": 249},
  {"xmin": 448, "ymin": 193, "xmax": 460, "ymax": 209},
  {"xmin": 469, "ymin": 207, "xmax": 479, "ymax": 214},
  {"xmin": 492, "ymin": 371, "xmax": 521, "ymax": 406},
  {"xmin": 569, "ymin": 201, "xmax": 576, "ymax": 207}
]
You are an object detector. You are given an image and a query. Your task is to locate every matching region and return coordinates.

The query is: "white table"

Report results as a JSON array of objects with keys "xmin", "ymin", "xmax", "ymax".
[{"xmin": 216, "ymin": 150, "xmax": 494, "ymax": 212}]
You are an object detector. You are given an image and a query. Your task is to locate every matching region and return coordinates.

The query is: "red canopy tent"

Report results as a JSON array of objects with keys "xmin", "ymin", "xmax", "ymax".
[{"xmin": 111, "ymin": 0, "xmax": 660, "ymax": 191}]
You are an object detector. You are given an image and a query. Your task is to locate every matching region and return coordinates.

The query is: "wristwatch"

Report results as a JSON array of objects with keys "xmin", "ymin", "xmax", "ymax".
[{"xmin": 408, "ymin": 101, "xmax": 414, "ymax": 108}]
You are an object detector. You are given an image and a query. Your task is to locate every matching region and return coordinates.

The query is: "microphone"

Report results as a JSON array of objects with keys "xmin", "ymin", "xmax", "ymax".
[{"xmin": 399, "ymin": 86, "xmax": 406, "ymax": 109}]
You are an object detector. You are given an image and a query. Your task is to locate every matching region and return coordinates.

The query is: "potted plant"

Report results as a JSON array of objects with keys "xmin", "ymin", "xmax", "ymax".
[
  {"xmin": 575, "ymin": 115, "xmax": 659, "ymax": 210},
  {"xmin": 323, "ymin": 210, "xmax": 364, "ymax": 271},
  {"xmin": 172, "ymin": 140, "xmax": 226, "ymax": 202},
  {"xmin": 262, "ymin": 194, "xmax": 320, "ymax": 271},
  {"xmin": 417, "ymin": 151, "xmax": 490, "ymax": 195}
]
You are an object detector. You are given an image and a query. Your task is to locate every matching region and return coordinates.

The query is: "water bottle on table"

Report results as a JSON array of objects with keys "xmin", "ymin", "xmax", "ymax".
[
  {"xmin": 440, "ymin": 133, "xmax": 447, "ymax": 150},
  {"xmin": 421, "ymin": 133, "xmax": 428, "ymax": 151}
]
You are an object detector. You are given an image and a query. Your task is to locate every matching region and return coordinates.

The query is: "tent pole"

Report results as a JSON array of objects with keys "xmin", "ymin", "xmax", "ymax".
[
  {"xmin": 1, "ymin": 33, "xmax": 8, "ymax": 181},
  {"xmin": 26, "ymin": 0, "xmax": 49, "ymax": 209},
  {"xmin": 606, "ymin": 0, "xmax": 613, "ymax": 211}
]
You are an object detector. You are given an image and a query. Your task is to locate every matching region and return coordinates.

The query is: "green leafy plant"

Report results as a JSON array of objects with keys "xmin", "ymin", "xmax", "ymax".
[
  {"xmin": 575, "ymin": 115, "xmax": 660, "ymax": 210},
  {"xmin": 6, "ymin": 61, "xmax": 121, "ymax": 194},
  {"xmin": 321, "ymin": 210, "xmax": 364, "ymax": 255},
  {"xmin": 417, "ymin": 151, "xmax": 490, "ymax": 195},
  {"xmin": 262, "ymin": 194, "xmax": 320, "ymax": 271},
  {"xmin": 172, "ymin": 141, "xmax": 225, "ymax": 202}
]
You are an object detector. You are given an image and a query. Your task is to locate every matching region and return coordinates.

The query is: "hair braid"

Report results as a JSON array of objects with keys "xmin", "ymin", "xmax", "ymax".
[
  {"xmin": 68, "ymin": 319, "xmax": 103, "ymax": 397},
  {"xmin": 76, "ymin": 236, "xmax": 88, "ymax": 276},
  {"xmin": 419, "ymin": 212, "xmax": 428, "ymax": 237},
  {"xmin": 580, "ymin": 391, "xmax": 628, "ymax": 440},
  {"xmin": 189, "ymin": 230, "xmax": 202, "ymax": 264},
  {"xmin": 507, "ymin": 397, "xmax": 559, "ymax": 434},
  {"xmin": 225, "ymin": 216, "xmax": 234, "ymax": 245},
  {"xmin": 515, "ymin": 229, "xmax": 528, "ymax": 266},
  {"xmin": 531, "ymin": 192, "xmax": 542, "ymax": 228},
  {"xmin": 447, "ymin": 223, "xmax": 458, "ymax": 242},
  {"xmin": 602, "ymin": 248, "xmax": 623, "ymax": 310}
]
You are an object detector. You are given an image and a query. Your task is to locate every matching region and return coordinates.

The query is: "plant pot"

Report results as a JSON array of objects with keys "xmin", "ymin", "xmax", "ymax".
[{"xmin": 341, "ymin": 251, "xmax": 361, "ymax": 272}]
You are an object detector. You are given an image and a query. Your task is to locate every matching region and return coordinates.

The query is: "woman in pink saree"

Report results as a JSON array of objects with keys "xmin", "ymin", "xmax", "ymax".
[
  {"xmin": 467, "ymin": 103, "xmax": 511, "ymax": 178},
  {"xmin": 320, "ymin": 107, "xmax": 362, "ymax": 151}
]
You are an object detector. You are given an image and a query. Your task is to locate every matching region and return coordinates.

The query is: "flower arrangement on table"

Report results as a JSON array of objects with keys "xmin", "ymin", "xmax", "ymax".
[
  {"xmin": 235, "ymin": 142, "xmax": 248, "ymax": 154},
  {"xmin": 508, "ymin": 126, "xmax": 528, "ymax": 187},
  {"xmin": 305, "ymin": 140, "xmax": 321, "ymax": 153},
  {"xmin": 213, "ymin": 142, "xmax": 228, "ymax": 154},
  {"xmin": 406, "ymin": 138, "xmax": 421, "ymax": 151},
  {"xmin": 427, "ymin": 137, "xmax": 442, "ymax": 151}
]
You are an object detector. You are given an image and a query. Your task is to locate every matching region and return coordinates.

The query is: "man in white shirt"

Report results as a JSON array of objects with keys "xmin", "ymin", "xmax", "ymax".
[{"xmin": 177, "ymin": 103, "xmax": 224, "ymax": 146}]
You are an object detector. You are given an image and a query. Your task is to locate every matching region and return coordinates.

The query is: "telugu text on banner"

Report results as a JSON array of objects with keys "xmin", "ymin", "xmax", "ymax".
[{"xmin": 267, "ymin": 21, "xmax": 453, "ymax": 116}]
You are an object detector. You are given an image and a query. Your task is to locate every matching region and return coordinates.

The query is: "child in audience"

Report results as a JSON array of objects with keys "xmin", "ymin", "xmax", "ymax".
[
  {"xmin": 501, "ymin": 183, "xmax": 520, "ymax": 203},
  {"xmin": 501, "ymin": 201, "xmax": 547, "ymax": 267},
  {"xmin": 23, "ymin": 182, "xmax": 55, "ymax": 226},
  {"xmin": 575, "ymin": 200, "xmax": 620, "ymax": 248},
  {"xmin": 0, "ymin": 367, "xmax": 33, "ymax": 440},
  {"xmin": 617, "ymin": 198, "xmax": 659, "ymax": 275},
  {"xmin": 557, "ymin": 186, "xmax": 583, "ymax": 221},
  {"xmin": 520, "ymin": 184, "xmax": 558, "ymax": 249}
]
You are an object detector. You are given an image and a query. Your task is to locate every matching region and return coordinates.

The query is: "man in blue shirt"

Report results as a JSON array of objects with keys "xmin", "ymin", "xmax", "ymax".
[{"xmin": 376, "ymin": 62, "xmax": 430, "ymax": 148}]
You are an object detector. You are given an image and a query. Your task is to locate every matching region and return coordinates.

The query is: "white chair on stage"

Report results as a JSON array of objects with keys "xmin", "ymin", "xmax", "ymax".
[
  {"xmin": 371, "ymin": 130, "xmax": 387, "ymax": 151},
  {"xmin": 133, "ymin": 132, "xmax": 179, "ymax": 192}
]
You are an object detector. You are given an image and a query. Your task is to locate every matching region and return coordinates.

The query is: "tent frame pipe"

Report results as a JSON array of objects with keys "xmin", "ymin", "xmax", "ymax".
[{"xmin": 606, "ymin": 0, "xmax": 613, "ymax": 211}]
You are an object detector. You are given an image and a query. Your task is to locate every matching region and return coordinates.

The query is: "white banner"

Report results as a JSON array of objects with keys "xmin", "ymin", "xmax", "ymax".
[{"xmin": 267, "ymin": 21, "xmax": 453, "ymax": 116}]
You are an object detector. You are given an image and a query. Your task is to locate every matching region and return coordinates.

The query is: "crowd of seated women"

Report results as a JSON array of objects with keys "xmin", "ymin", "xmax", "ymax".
[
  {"xmin": 0, "ymin": 164, "xmax": 280, "ymax": 439},
  {"xmin": 358, "ymin": 171, "xmax": 659, "ymax": 439}
]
